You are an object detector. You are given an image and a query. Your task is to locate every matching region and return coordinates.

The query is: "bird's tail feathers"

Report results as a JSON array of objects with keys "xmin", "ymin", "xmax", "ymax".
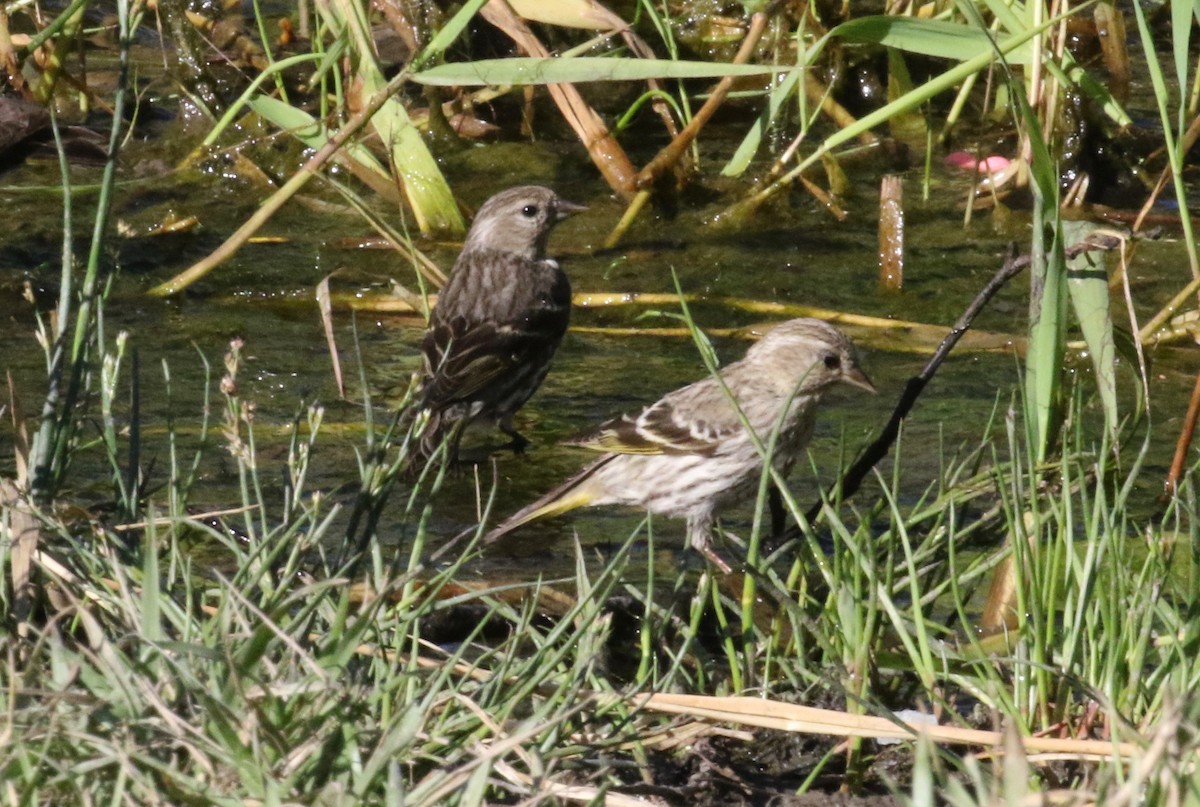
[
  {"xmin": 398, "ymin": 407, "xmax": 467, "ymax": 480},
  {"xmin": 484, "ymin": 456, "xmax": 614, "ymax": 545}
]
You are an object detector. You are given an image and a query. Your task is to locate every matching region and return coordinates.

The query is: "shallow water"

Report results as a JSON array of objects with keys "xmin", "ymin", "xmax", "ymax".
[{"xmin": 0, "ymin": 88, "xmax": 1195, "ymax": 580}]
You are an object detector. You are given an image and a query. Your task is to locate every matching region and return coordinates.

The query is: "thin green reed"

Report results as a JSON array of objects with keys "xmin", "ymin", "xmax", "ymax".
[
  {"xmin": 1132, "ymin": 0, "xmax": 1200, "ymax": 280},
  {"xmin": 30, "ymin": 0, "xmax": 140, "ymax": 503}
]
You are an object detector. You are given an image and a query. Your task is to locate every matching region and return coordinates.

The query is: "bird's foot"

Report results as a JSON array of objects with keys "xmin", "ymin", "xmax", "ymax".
[
  {"xmin": 498, "ymin": 425, "xmax": 530, "ymax": 455},
  {"xmin": 696, "ymin": 542, "xmax": 733, "ymax": 574}
]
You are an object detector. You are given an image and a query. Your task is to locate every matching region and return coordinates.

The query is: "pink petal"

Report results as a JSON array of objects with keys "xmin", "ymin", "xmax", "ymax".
[
  {"xmin": 977, "ymin": 155, "xmax": 1011, "ymax": 172},
  {"xmin": 944, "ymin": 150, "xmax": 977, "ymax": 169},
  {"xmin": 944, "ymin": 151, "xmax": 1011, "ymax": 174}
]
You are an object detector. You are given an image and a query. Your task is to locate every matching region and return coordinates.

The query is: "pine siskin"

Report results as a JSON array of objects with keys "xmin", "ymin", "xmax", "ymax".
[
  {"xmin": 484, "ymin": 318, "xmax": 875, "ymax": 569},
  {"xmin": 414, "ymin": 186, "xmax": 585, "ymax": 460}
]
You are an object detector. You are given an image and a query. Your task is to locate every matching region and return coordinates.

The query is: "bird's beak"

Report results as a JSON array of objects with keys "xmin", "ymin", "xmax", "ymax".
[
  {"xmin": 842, "ymin": 366, "xmax": 877, "ymax": 394},
  {"xmin": 555, "ymin": 198, "xmax": 588, "ymax": 221}
]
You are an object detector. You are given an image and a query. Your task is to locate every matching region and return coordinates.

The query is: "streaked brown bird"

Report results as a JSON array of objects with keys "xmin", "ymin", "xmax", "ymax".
[
  {"xmin": 483, "ymin": 318, "xmax": 875, "ymax": 569},
  {"xmin": 414, "ymin": 186, "xmax": 585, "ymax": 461}
]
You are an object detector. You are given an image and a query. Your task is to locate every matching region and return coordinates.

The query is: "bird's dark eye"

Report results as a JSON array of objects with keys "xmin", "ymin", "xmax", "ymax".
[
  {"xmin": 823, "ymin": 354, "xmax": 841, "ymax": 370},
  {"xmin": 521, "ymin": 204, "xmax": 539, "ymax": 218}
]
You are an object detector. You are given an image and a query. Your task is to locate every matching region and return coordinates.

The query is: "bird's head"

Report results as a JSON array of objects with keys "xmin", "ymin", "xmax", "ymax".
[
  {"xmin": 749, "ymin": 318, "xmax": 876, "ymax": 397},
  {"xmin": 461, "ymin": 185, "xmax": 586, "ymax": 260}
]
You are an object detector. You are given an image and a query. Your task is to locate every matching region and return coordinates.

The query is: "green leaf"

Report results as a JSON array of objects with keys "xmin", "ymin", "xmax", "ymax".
[
  {"xmin": 721, "ymin": 68, "xmax": 803, "ymax": 177},
  {"xmin": 970, "ymin": 0, "xmax": 1026, "ymax": 40},
  {"xmin": 318, "ymin": 0, "xmax": 464, "ymax": 235},
  {"xmin": 886, "ymin": 48, "xmax": 927, "ymax": 139},
  {"xmin": 726, "ymin": 12, "xmax": 1053, "ymax": 210},
  {"xmin": 1171, "ymin": 0, "xmax": 1194, "ymax": 118},
  {"xmin": 832, "ymin": 17, "xmax": 1033, "ymax": 64},
  {"xmin": 413, "ymin": 0, "xmax": 490, "ymax": 70},
  {"xmin": 1019, "ymin": 80, "xmax": 1067, "ymax": 463},
  {"xmin": 1064, "ymin": 220, "xmax": 1118, "ymax": 437},
  {"xmin": 411, "ymin": 57, "xmax": 790, "ymax": 86},
  {"xmin": 1052, "ymin": 51, "xmax": 1132, "ymax": 127},
  {"xmin": 140, "ymin": 521, "xmax": 162, "ymax": 643},
  {"xmin": 246, "ymin": 96, "xmax": 390, "ymax": 181}
]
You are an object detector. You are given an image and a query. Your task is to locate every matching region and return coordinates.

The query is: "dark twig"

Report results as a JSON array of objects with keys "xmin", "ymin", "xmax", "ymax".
[
  {"xmin": 799, "ymin": 245, "xmax": 1026, "ymax": 526},
  {"xmin": 798, "ymin": 232, "xmax": 1127, "ymax": 528}
]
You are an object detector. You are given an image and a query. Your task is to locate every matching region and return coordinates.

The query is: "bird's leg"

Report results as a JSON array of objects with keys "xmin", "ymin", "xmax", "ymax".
[
  {"xmin": 688, "ymin": 515, "xmax": 732, "ymax": 573},
  {"xmin": 700, "ymin": 544, "xmax": 733, "ymax": 574},
  {"xmin": 759, "ymin": 484, "xmax": 792, "ymax": 554},
  {"xmin": 769, "ymin": 485, "xmax": 788, "ymax": 540},
  {"xmin": 498, "ymin": 417, "xmax": 530, "ymax": 454}
]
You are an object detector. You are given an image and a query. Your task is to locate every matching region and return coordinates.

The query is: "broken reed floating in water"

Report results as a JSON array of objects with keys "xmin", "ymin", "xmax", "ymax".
[{"xmin": 333, "ymin": 289, "xmax": 1023, "ymax": 353}]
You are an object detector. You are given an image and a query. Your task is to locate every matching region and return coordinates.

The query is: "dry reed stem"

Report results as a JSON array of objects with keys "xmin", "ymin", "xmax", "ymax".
[
  {"xmin": 1, "ymin": 480, "xmax": 39, "ymax": 640},
  {"xmin": 149, "ymin": 68, "xmax": 418, "ymax": 296},
  {"xmin": 316, "ymin": 275, "xmax": 346, "ymax": 399},
  {"xmin": 631, "ymin": 693, "xmax": 1142, "ymax": 760},
  {"xmin": 1164, "ymin": 371, "xmax": 1200, "ymax": 498},
  {"xmin": 878, "ymin": 174, "xmax": 904, "ymax": 290},
  {"xmin": 1093, "ymin": 2, "xmax": 1129, "ymax": 99},
  {"xmin": 481, "ymin": 0, "xmax": 637, "ymax": 199},
  {"xmin": 634, "ymin": 11, "xmax": 769, "ymax": 190},
  {"xmin": 332, "ymin": 288, "xmax": 1022, "ymax": 353}
]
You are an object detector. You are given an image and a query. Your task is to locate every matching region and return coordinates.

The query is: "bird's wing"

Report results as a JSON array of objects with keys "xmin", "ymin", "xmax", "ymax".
[
  {"xmin": 419, "ymin": 251, "xmax": 570, "ymax": 413},
  {"xmin": 419, "ymin": 317, "xmax": 536, "ymax": 408},
  {"xmin": 568, "ymin": 383, "xmax": 742, "ymax": 457}
]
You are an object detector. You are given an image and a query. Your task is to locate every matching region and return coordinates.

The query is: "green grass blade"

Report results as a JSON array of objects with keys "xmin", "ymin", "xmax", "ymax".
[
  {"xmin": 411, "ymin": 56, "xmax": 793, "ymax": 85},
  {"xmin": 246, "ymin": 96, "xmax": 390, "ymax": 181},
  {"xmin": 318, "ymin": 0, "xmax": 463, "ymax": 235},
  {"xmin": 833, "ymin": 16, "xmax": 1033, "ymax": 63},
  {"xmin": 412, "ymin": 0, "xmax": 490, "ymax": 71},
  {"xmin": 1063, "ymin": 221, "xmax": 1118, "ymax": 437}
]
